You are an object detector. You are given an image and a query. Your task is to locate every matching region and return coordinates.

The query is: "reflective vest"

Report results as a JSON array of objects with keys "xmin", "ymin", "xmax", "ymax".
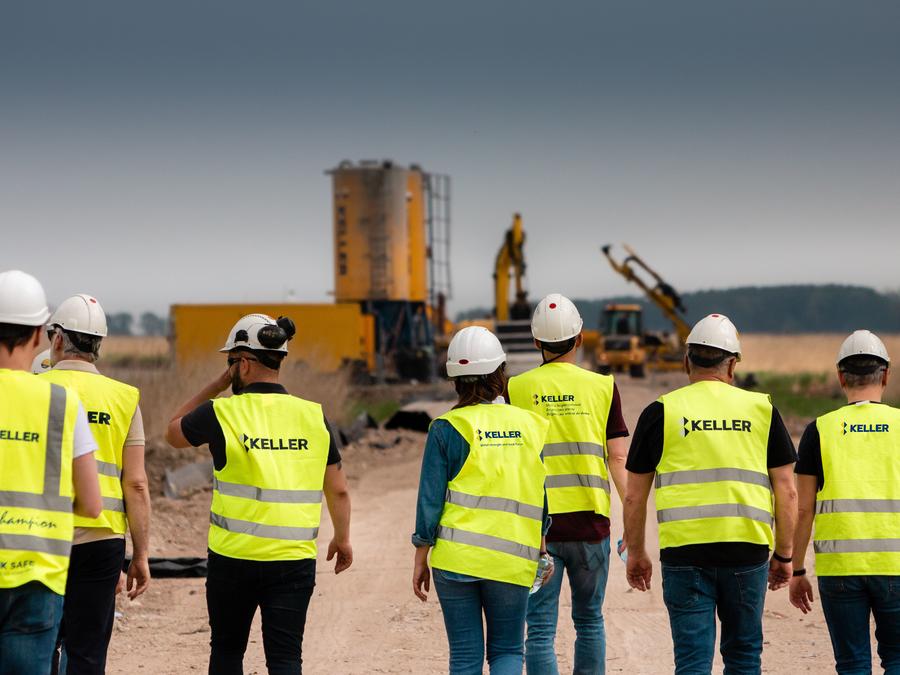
[
  {"xmin": 41, "ymin": 368, "xmax": 139, "ymax": 533},
  {"xmin": 656, "ymin": 381, "xmax": 774, "ymax": 550},
  {"xmin": 509, "ymin": 362, "xmax": 614, "ymax": 516},
  {"xmin": 209, "ymin": 392, "xmax": 331, "ymax": 561},
  {"xmin": 429, "ymin": 404, "xmax": 549, "ymax": 587},
  {"xmin": 814, "ymin": 403, "xmax": 900, "ymax": 576},
  {"xmin": 0, "ymin": 369, "xmax": 79, "ymax": 595}
]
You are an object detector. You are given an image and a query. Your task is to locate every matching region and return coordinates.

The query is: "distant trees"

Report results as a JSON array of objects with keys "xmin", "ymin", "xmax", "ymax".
[{"xmin": 106, "ymin": 311, "xmax": 169, "ymax": 336}]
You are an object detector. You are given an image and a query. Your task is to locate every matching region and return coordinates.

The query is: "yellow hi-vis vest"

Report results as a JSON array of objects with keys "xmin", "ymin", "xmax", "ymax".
[
  {"xmin": 814, "ymin": 403, "xmax": 900, "ymax": 576},
  {"xmin": 509, "ymin": 362, "xmax": 614, "ymax": 516},
  {"xmin": 0, "ymin": 369, "xmax": 80, "ymax": 595},
  {"xmin": 429, "ymin": 404, "xmax": 549, "ymax": 587},
  {"xmin": 209, "ymin": 392, "xmax": 331, "ymax": 561},
  {"xmin": 41, "ymin": 368, "xmax": 139, "ymax": 534},
  {"xmin": 656, "ymin": 381, "xmax": 774, "ymax": 550}
]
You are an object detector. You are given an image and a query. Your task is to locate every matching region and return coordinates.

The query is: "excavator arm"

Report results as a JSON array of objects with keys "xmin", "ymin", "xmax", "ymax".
[
  {"xmin": 601, "ymin": 244, "xmax": 691, "ymax": 343},
  {"xmin": 494, "ymin": 213, "xmax": 528, "ymax": 321}
]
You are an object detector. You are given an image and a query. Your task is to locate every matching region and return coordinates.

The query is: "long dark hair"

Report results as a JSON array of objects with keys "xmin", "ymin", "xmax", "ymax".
[{"xmin": 452, "ymin": 365, "xmax": 508, "ymax": 409}]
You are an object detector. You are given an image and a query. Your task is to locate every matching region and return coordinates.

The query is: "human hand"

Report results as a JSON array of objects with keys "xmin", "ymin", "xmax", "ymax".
[
  {"xmin": 126, "ymin": 557, "xmax": 151, "ymax": 600},
  {"xmin": 413, "ymin": 557, "xmax": 431, "ymax": 602},
  {"xmin": 789, "ymin": 575, "xmax": 814, "ymax": 613},
  {"xmin": 327, "ymin": 538, "xmax": 353, "ymax": 574},
  {"xmin": 115, "ymin": 571, "xmax": 127, "ymax": 595},
  {"xmin": 768, "ymin": 558, "xmax": 792, "ymax": 591},
  {"xmin": 626, "ymin": 549, "xmax": 653, "ymax": 591}
]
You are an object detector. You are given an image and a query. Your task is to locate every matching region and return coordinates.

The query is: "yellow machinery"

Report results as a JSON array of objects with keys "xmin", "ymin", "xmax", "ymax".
[
  {"xmin": 494, "ymin": 213, "xmax": 530, "ymax": 322},
  {"xmin": 172, "ymin": 160, "xmax": 451, "ymax": 380},
  {"xmin": 595, "ymin": 244, "xmax": 690, "ymax": 377}
]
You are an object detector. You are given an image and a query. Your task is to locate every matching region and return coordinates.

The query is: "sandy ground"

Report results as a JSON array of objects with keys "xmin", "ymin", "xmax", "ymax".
[{"xmin": 107, "ymin": 374, "xmax": 875, "ymax": 674}]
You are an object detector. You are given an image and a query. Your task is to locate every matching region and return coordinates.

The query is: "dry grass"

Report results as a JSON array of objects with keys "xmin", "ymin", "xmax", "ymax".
[
  {"xmin": 741, "ymin": 333, "xmax": 900, "ymax": 373},
  {"xmin": 101, "ymin": 336, "xmax": 170, "ymax": 358}
]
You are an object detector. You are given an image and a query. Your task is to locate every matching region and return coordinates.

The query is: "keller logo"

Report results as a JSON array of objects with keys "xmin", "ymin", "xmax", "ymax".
[
  {"xmin": 532, "ymin": 394, "xmax": 539, "ymax": 406},
  {"xmin": 681, "ymin": 417, "xmax": 751, "ymax": 437},
  {"xmin": 241, "ymin": 433, "xmax": 309, "ymax": 451},
  {"xmin": 477, "ymin": 428, "xmax": 522, "ymax": 443},
  {"xmin": 536, "ymin": 394, "xmax": 576, "ymax": 404},
  {"xmin": 843, "ymin": 421, "xmax": 889, "ymax": 435},
  {"xmin": 0, "ymin": 430, "xmax": 40, "ymax": 443}
]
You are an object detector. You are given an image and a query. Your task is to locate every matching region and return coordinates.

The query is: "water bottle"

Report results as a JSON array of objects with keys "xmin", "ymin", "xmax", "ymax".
[
  {"xmin": 617, "ymin": 538, "xmax": 628, "ymax": 563},
  {"xmin": 530, "ymin": 553, "xmax": 554, "ymax": 595}
]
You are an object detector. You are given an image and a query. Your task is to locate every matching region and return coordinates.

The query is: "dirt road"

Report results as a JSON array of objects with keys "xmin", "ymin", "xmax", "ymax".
[{"xmin": 109, "ymin": 375, "xmax": 863, "ymax": 674}]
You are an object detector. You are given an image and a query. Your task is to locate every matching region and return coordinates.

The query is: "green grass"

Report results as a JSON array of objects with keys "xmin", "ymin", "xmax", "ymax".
[
  {"xmin": 752, "ymin": 371, "xmax": 900, "ymax": 421},
  {"xmin": 348, "ymin": 398, "xmax": 402, "ymax": 424}
]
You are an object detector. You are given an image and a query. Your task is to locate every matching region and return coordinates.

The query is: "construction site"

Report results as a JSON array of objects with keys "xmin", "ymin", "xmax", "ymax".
[{"xmin": 62, "ymin": 160, "xmax": 890, "ymax": 673}]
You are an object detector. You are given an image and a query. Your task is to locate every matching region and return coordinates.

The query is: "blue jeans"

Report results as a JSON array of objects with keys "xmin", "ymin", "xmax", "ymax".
[
  {"xmin": 661, "ymin": 561, "xmax": 768, "ymax": 675},
  {"xmin": 818, "ymin": 575, "xmax": 900, "ymax": 675},
  {"xmin": 433, "ymin": 568, "xmax": 530, "ymax": 675},
  {"xmin": 0, "ymin": 582, "xmax": 64, "ymax": 675},
  {"xmin": 526, "ymin": 539, "xmax": 611, "ymax": 675}
]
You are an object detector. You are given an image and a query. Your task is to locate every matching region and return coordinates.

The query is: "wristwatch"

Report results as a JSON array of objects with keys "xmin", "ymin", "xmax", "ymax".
[
  {"xmin": 792, "ymin": 568, "xmax": 806, "ymax": 577},
  {"xmin": 772, "ymin": 551, "xmax": 792, "ymax": 564}
]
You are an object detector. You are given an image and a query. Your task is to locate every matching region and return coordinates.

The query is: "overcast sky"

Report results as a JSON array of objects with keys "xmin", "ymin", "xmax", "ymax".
[{"xmin": 2, "ymin": 1, "xmax": 899, "ymax": 316}]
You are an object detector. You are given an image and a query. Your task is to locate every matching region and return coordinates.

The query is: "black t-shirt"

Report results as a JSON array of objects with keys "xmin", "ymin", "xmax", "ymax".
[
  {"xmin": 626, "ymin": 398, "xmax": 797, "ymax": 566},
  {"xmin": 795, "ymin": 401, "xmax": 886, "ymax": 491},
  {"xmin": 180, "ymin": 382, "xmax": 342, "ymax": 471}
]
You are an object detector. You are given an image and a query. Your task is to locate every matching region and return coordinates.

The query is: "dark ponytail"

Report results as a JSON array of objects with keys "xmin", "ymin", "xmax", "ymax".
[{"xmin": 452, "ymin": 365, "xmax": 508, "ymax": 409}]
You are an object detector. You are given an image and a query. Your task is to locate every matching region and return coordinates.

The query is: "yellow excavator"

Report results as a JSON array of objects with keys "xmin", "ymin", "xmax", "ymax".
[
  {"xmin": 494, "ymin": 213, "xmax": 531, "ymax": 322},
  {"xmin": 595, "ymin": 244, "xmax": 690, "ymax": 377}
]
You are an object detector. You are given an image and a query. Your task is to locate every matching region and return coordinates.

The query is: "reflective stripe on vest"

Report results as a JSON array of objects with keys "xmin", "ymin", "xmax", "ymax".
[
  {"xmin": 0, "ymin": 376, "xmax": 76, "ymax": 595},
  {"xmin": 508, "ymin": 363, "xmax": 614, "ymax": 516},
  {"xmin": 814, "ymin": 403, "xmax": 900, "ymax": 576},
  {"xmin": 209, "ymin": 393, "xmax": 330, "ymax": 562},
  {"xmin": 40, "ymin": 369, "xmax": 137, "ymax": 534},
  {"xmin": 656, "ymin": 381, "xmax": 774, "ymax": 550},
  {"xmin": 429, "ymin": 404, "xmax": 548, "ymax": 588}
]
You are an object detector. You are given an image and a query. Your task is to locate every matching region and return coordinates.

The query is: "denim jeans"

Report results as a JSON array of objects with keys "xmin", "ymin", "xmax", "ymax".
[
  {"xmin": 818, "ymin": 575, "xmax": 900, "ymax": 675},
  {"xmin": 206, "ymin": 551, "xmax": 316, "ymax": 675},
  {"xmin": 433, "ymin": 568, "xmax": 530, "ymax": 675},
  {"xmin": 525, "ymin": 539, "xmax": 611, "ymax": 675},
  {"xmin": 0, "ymin": 582, "xmax": 64, "ymax": 675},
  {"xmin": 661, "ymin": 561, "xmax": 768, "ymax": 675}
]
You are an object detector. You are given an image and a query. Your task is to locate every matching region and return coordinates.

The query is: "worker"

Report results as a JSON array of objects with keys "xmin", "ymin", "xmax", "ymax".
[
  {"xmin": 165, "ymin": 313, "xmax": 352, "ymax": 675},
  {"xmin": 0, "ymin": 270, "xmax": 102, "ymax": 675},
  {"xmin": 412, "ymin": 326, "xmax": 551, "ymax": 675},
  {"xmin": 789, "ymin": 330, "xmax": 900, "ymax": 674},
  {"xmin": 41, "ymin": 294, "xmax": 151, "ymax": 675},
  {"xmin": 507, "ymin": 294, "xmax": 629, "ymax": 675},
  {"xmin": 623, "ymin": 313, "xmax": 798, "ymax": 674}
]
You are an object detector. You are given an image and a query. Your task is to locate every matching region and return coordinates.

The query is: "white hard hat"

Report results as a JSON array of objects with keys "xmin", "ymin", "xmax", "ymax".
[
  {"xmin": 531, "ymin": 294, "xmax": 583, "ymax": 343},
  {"xmin": 220, "ymin": 313, "xmax": 291, "ymax": 353},
  {"xmin": 446, "ymin": 326, "xmax": 506, "ymax": 378},
  {"xmin": 31, "ymin": 349, "xmax": 52, "ymax": 374},
  {"xmin": 836, "ymin": 330, "xmax": 890, "ymax": 366},
  {"xmin": 0, "ymin": 270, "xmax": 50, "ymax": 326},
  {"xmin": 686, "ymin": 313, "xmax": 742, "ymax": 360},
  {"xmin": 49, "ymin": 294, "xmax": 108, "ymax": 337}
]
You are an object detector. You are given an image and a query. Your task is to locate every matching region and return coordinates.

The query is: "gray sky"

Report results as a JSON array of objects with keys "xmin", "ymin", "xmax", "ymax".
[{"xmin": 3, "ymin": 1, "xmax": 900, "ymax": 316}]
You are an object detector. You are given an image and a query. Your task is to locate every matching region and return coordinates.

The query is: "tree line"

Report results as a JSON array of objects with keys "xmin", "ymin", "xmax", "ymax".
[
  {"xmin": 106, "ymin": 312, "xmax": 169, "ymax": 336},
  {"xmin": 457, "ymin": 285, "xmax": 900, "ymax": 333}
]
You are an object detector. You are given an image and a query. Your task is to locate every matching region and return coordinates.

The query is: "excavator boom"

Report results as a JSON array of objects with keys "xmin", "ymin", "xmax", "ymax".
[{"xmin": 494, "ymin": 213, "xmax": 528, "ymax": 321}]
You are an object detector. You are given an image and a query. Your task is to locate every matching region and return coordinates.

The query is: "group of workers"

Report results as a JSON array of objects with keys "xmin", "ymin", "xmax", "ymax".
[
  {"xmin": 1, "ymin": 267, "xmax": 897, "ymax": 675},
  {"xmin": 413, "ymin": 293, "xmax": 899, "ymax": 675}
]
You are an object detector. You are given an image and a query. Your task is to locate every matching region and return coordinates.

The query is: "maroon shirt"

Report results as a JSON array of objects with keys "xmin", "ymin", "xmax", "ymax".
[{"xmin": 546, "ymin": 383, "xmax": 628, "ymax": 542}]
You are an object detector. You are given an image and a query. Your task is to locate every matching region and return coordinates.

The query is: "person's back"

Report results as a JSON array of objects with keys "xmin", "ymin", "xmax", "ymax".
[
  {"xmin": 507, "ymin": 294, "xmax": 629, "ymax": 675},
  {"xmin": 790, "ymin": 330, "xmax": 900, "ymax": 674}
]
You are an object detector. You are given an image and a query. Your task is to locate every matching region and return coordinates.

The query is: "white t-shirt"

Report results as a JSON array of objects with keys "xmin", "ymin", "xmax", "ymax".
[{"xmin": 73, "ymin": 403, "xmax": 97, "ymax": 459}]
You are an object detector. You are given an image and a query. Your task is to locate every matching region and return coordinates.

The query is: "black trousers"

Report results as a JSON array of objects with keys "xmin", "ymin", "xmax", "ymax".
[
  {"xmin": 52, "ymin": 538, "xmax": 126, "ymax": 675},
  {"xmin": 206, "ymin": 551, "xmax": 316, "ymax": 675}
]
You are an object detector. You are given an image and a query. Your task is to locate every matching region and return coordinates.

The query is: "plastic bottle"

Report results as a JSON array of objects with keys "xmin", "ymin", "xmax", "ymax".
[
  {"xmin": 530, "ymin": 553, "xmax": 554, "ymax": 595},
  {"xmin": 617, "ymin": 538, "xmax": 628, "ymax": 563}
]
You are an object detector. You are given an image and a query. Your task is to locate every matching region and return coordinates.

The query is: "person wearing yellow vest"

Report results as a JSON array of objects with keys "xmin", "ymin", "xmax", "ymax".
[
  {"xmin": 790, "ymin": 330, "xmax": 900, "ymax": 674},
  {"xmin": 507, "ymin": 294, "xmax": 629, "ymax": 675},
  {"xmin": 41, "ymin": 293, "xmax": 151, "ymax": 675},
  {"xmin": 166, "ymin": 313, "xmax": 352, "ymax": 675},
  {"xmin": 0, "ymin": 270, "xmax": 102, "ymax": 675},
  {"xmin": 624, "ymin": 314, "xmax": 798, "ymax": 674},
  {"xmin": 412, "ymin": 326, "xmax": 551, "ymax": 675}
]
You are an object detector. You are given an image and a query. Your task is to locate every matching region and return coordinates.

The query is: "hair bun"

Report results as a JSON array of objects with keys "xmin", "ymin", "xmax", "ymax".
[{"xmin": 276, "ymin": 316, "xmax": 296, "ymax": 341}]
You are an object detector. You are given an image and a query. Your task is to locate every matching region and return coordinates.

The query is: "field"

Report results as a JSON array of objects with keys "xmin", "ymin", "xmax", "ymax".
[{"xmin": 83, "ymin": 333, "xmax": 893, "ymax": 673}]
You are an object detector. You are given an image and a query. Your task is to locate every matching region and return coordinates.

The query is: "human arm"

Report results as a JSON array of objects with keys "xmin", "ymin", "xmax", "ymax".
[
  {"xmin": 165, "ymin": 369, "xmax": 232, "ymax": 448},
  {"xmin": 607, "ymin": 436, "xmax": 628, "ymax": 509},
  {"xmin": 122, "ymin": 443, "xmax": 151, "ymax": 599},
  {"xmin": 71, "ymin": 403, "xmax": 102, "ymax": 518},
  {"xmin": 413, "ymin": 544, "xmax": 431, "ymax": 601},
  {"xmin": 624, "ymin": 471, "xmax": 655, "ymax": 591},
  {"xmin": 768, "ymin": 463, "xmax": 797, "ymax": 590},
  {"xmin": 789, "ymin": 474, "xmax": 817, "ymax": 612},
  {"xmin": 323, "ymin": 463, "xmax": 352, "ymax": 574}
]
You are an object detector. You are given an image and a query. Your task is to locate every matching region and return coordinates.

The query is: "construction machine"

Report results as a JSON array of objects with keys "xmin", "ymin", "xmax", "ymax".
[
  {"xmin": 595, "ymin": 244, "xmax": 690, "ymax": 377},
  {"xmin": 493, "ymin": 213, "xmax": 539, "ymax": 367}
]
